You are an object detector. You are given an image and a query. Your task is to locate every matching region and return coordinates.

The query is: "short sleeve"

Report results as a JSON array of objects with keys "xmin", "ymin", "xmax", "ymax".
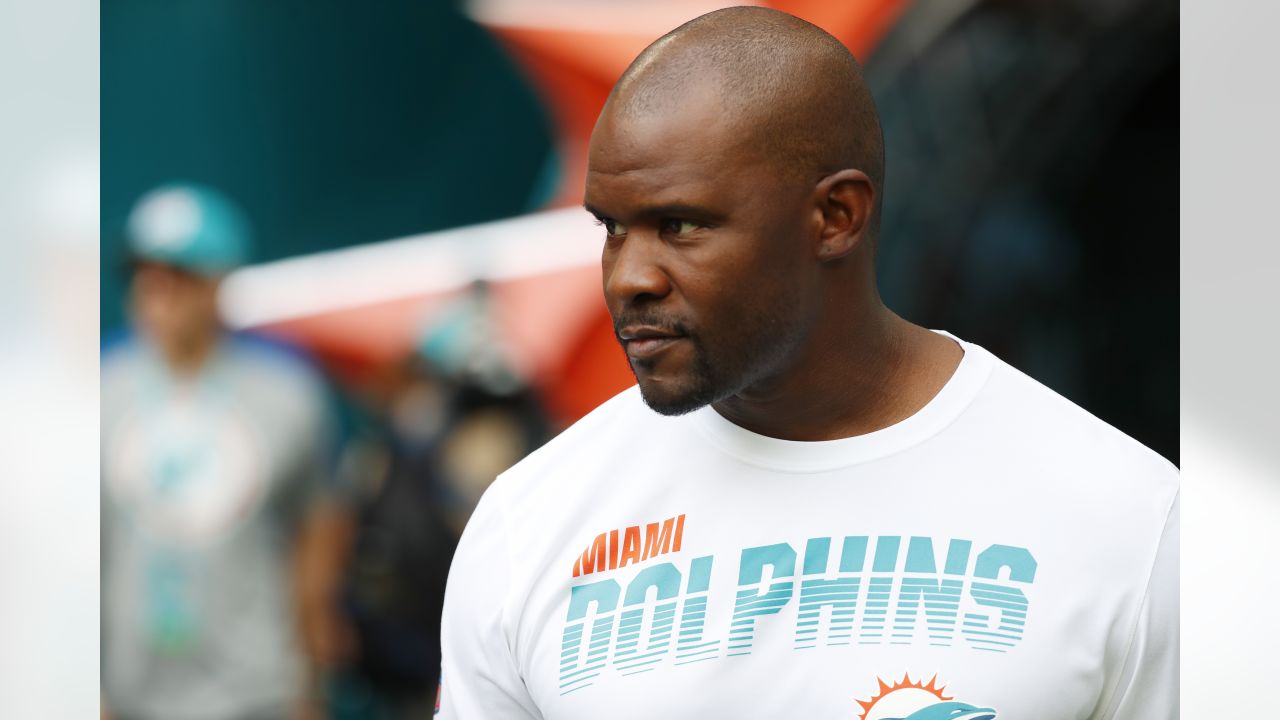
[
  {"xmin": 1101, "ymin": 491, "xmax": 1180, "ymax": 720},
  {"xmin": 438, "ymin": 482, "xmax": 541, "ymax": 720},
  {"xmin": 276, "ymin": 367, "xmax": 344, "ymax": 529}
]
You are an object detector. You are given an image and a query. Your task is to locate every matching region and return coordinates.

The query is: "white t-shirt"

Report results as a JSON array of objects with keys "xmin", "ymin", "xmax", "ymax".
[{"xmin": 439, "ymin": 336, "xmax": 1178, "ymax": 720}]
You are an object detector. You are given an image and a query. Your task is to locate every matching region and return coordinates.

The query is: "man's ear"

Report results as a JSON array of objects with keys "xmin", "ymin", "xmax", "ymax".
[{"xmin": 811, "ymin": 169, "xmax": 875, "ymax": 261}]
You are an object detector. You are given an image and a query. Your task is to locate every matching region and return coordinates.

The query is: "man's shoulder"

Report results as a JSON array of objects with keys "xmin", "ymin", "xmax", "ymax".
[
  {"xmin": 481, "ymin": 385, "xmax": 653, "ymax": 502},
  {"xmin": 509, "ymin": 384, "xmax": 648, "ymax": 471},
  {"xmin": 458, "ymin": 385, "xmax": 655, "ymax": 568},
  {"xmin": 975, "ymin": 344, "xmax": 1178, "ymax": 482},
  {"xmin": 225, "ymin": 331, "xmax": 322, "ymax": 379},
  {"xmin": 100, "ymin": 332, "xmax": 151, "ymax": 406},
  {"xmin": 100, "ymin": 329, "xmax": 143, "ymax": 372},
  {"xmin": 223, "ymin": 331, "xmax": 329, "ymax": 405}
]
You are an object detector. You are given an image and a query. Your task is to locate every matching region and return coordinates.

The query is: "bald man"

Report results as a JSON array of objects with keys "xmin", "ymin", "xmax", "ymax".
[{"xmin": 439, "ymin": 8, "xmax": 1177, "ymax": 719}]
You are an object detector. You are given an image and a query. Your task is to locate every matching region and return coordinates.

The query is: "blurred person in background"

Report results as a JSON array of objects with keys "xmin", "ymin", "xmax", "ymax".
[
  {"xmin": 101, "ymin": 184, "xmax": 354, "ymax": 720},
  {"xmin": 414, "ymin": 284, "xmax": 550, "ymax": 533},
  {"xmin": 332, "ymin": 285, "xmax": 549, "ymax": 720}
]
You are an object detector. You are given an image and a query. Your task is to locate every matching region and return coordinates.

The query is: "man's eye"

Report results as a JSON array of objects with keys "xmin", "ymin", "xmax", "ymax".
[
  {"xmin": 660, "ymin": 219, "xmax": 700, "ymax": 235},
  {"xmin": 596, "ymin": 218, "xmax": 628, "ymax": 237}
]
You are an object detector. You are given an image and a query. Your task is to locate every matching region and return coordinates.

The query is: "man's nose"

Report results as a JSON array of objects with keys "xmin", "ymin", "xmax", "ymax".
[{"xmin": 603, "ymin": 233, "xmax": 671, "ymax": 305}]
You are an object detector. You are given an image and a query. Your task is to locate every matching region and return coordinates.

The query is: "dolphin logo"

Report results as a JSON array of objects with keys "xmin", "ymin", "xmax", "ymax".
[{"xmin": 886, "ymin": 702, "xmax": 997, "ymax": 720}]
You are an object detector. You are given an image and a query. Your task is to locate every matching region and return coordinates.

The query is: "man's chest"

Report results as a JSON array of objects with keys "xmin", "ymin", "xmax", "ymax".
[
  {"xmin": 513, "ymin": 513, "xmax": 1125, "ymax": 720},
  {"xmin": 102, "ymin": 381, "xmax": 308, "ymax": 544}
]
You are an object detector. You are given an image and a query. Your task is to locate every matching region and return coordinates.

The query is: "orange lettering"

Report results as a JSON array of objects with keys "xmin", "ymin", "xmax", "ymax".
[
  {"xmin": 618, "ymin": 526, "xmax": 642, "ymax": 568},
  {"xmin": 642, "ymin": 518, "xmax": 675, "ymax": 560},
  {"xmin": 572, "ymin": 515, "xmax": 687, "ymax": 578},
  {"xmin": 578, "ymin": 532, "xmax": 608, "ymax": 576}
]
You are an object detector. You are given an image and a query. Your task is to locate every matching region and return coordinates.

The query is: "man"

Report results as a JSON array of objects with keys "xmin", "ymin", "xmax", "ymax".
[
  {"xmin": 101, "ymin": 184, "xmax": 353, "ymax": 720},
  {"xmin": 439, "ymin": 7, "xmax": 1177, "ymax": 719}
]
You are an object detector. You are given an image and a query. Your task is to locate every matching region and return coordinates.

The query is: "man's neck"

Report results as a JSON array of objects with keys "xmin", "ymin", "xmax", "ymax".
[
  {"xmin": 711, "ymin": 307, "xmax": 963, "ymax": 441},
  {"xmin": 159, "ymin": 328, "xmax": 222, "ymax": 378}
]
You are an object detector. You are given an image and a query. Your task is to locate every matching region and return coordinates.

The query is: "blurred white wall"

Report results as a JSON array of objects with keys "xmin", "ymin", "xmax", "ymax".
[
  {"xmin": 1182, "ymin": 0, "xmax": 1280, "ymax": 713},
  {"xmin": 0, "ymin": 0, "xmax": 100, "ymax": 718},
  {"xmin": 1181, "ymin": 421, "xmax": 1279, "ymax": 716}
]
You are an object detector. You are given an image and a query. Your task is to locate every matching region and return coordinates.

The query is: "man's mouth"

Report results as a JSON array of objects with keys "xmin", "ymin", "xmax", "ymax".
[
  {"xmin": 625, "ymin": 336, "xmax": 685, "ymax": 360},
  {"xmin": 617, "ymin": 326, "xmax": 687, "ymax": 361}
]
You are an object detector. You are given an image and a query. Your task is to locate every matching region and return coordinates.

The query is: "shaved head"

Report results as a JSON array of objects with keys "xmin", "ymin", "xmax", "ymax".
[
  {"xmin": 588, "ymin": 7, "xmax": 890, "ymax": 417},
  {"xmin": 609, "ymin": 6, "xmax": 884, "ymax": 202}
]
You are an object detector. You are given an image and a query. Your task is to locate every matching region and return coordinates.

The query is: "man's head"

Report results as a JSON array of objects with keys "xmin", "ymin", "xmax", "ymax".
[
  {"xmin": 585, "ymin": 7, "xmax": 885, "ymax": 415},
  {"xmin": 125, "ymin": 184, "xmax": 251, "ymax": 366}
]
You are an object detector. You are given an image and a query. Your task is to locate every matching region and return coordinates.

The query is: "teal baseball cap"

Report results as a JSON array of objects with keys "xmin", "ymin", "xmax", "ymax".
[{"xmin": 125, "ymin": 183, "xmax": 252, "ymax": 276}]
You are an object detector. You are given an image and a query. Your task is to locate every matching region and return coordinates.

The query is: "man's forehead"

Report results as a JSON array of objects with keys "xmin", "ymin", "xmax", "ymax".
[
  {"xmin": 598, "ymin": 70, "xmax": 740, "ymax": 142},
  {"xmin": 588, "ymin": 132, "xmax": 716, "ymax": 180},
  {"xmin": 589, "ymin": 105, "xmax": 747, "ymax": 184}
]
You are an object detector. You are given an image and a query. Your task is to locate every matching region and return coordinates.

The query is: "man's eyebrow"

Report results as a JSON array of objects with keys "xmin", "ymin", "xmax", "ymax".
[
  {"xmin": 582, "ymin": 203, "xmax": 724, "ymax": 221},
  {"xmin": 638, "ymin": 203, "xmax": 722, "ymax": 220}
]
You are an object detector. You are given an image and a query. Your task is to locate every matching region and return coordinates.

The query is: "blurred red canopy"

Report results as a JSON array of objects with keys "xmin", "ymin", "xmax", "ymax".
[
  {"xmin": 480, "ymin": 0, "xmax": 907, "ymax": 207},
  {"xmin": 246, "ymin": 0, "xmax": 907, "ymax": 426}
]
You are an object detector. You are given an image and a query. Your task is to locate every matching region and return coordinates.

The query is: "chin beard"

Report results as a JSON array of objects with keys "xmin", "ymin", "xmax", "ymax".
[
  {"xmin": 632, "ymin": 351, "xmax": 730, "ymax": 416},
  {"xmin": 637, "ymin": 383, "xmax": 717, "ymax": 416}
]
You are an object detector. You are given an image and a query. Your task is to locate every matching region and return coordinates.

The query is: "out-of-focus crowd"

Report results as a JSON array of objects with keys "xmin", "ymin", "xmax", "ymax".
[{"xmin": 101, "ymin": 185, "xmax": 549, "ymax": 720}]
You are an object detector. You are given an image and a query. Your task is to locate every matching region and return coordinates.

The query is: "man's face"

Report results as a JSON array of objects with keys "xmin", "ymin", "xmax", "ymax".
[
  {"xmin": 585, "ymin": 91, "xmax": 819, "ymax": 415},
  {"xmin": 129, "ymin": 262, "xmax": 222, "ymax": 352}
]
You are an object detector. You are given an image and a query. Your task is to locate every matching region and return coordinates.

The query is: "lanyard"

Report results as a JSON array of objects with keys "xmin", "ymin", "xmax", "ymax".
[{"xmin": 128, "ymin": 341, "xmax": 246, "ymax": 652}]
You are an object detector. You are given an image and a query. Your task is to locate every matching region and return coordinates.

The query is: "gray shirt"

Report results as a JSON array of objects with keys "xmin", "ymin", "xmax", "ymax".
[{"xmin": 102, "ymin": 334, "xmax": 334, "ymax": 720}]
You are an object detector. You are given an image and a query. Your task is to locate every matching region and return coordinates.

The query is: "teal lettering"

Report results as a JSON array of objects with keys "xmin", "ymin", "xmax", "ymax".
[{"xmin": 728, "ymin": 543, "xmax": 797, "ymax": 656}]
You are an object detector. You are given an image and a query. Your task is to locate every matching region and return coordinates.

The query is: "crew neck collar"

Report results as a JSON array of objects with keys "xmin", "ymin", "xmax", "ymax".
[{"xmin": 688, "ymin": 332, "xmax": 994, "ymax": 473}]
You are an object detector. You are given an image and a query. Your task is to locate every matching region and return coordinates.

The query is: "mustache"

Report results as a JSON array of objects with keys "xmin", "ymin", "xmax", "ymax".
[{"xmin": 612, "ymin": 312, "xmax": 692, "ymax": 339}]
